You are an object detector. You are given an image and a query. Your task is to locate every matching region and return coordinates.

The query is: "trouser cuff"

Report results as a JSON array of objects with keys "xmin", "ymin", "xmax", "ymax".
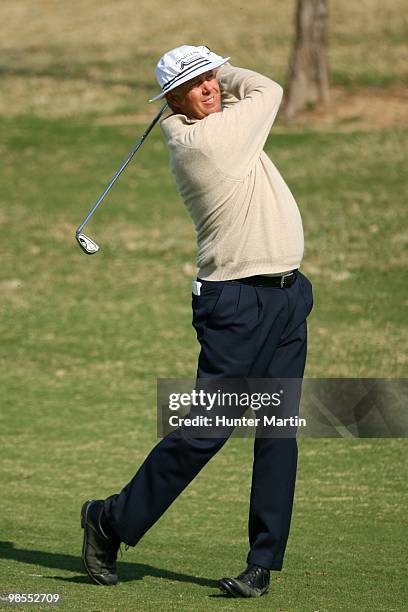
[
  {"xmin": 103, "ymin": 496, "xmax": 134, "ymax": 547},
  {"xmin": 247, "ymin": 552, "xmax": 283, "ymax": 571}
]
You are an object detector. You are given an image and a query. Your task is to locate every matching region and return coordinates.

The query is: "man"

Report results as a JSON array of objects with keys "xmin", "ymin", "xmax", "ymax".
[{"xmin": 81, "ymin": 45, "xmax": 313, "ymax": 598}]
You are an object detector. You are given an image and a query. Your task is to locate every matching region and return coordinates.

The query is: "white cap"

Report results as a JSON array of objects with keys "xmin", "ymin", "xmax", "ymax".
[{"xmin": 149, "ymin": 45, "xmax": 230, "ymax": 102}]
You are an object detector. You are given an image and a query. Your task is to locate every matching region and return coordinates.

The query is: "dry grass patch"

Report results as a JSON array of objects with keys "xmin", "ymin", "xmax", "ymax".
[
  {"xmin": 286, "ymin": 86, "xmax": 408, "ymax": 130},
  {"xmin": 1, "ymin": 0, "xmax": 407, "ymax": 122}
]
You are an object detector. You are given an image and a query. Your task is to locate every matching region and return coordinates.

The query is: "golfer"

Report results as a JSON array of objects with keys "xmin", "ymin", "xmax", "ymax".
[{"xmin": 81, "ymin": 45, "xmax": 313, "ymax": 598}]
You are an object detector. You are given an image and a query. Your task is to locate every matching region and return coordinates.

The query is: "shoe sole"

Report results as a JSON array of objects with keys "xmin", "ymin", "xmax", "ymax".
[
  {"xmin": 81, "ymin": 500, "xmax": 115, "ymax": 586},
  {"xmin": 218, "ymin": 579, "xmax": 268, "ymax": 598}
]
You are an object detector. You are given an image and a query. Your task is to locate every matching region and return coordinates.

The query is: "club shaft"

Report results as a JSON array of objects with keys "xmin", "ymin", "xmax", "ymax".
[{"xmin": 76, "ymin": 103, "xmax": 168, "ymax": 235}]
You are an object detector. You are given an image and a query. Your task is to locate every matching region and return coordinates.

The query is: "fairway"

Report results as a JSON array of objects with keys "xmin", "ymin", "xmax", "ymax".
[
  {"xmin": 1, "ymin": 1, "xmax": 407, "ymax": 610},
  {"xmin": 1, "ymin": 117, "xmax": 407, "ymax": 611}
]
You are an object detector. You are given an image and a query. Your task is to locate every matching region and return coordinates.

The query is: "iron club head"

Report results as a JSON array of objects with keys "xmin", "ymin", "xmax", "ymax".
[{"xmin": 76, "ymin": 233, "xmax": 100, "ymax": 255}]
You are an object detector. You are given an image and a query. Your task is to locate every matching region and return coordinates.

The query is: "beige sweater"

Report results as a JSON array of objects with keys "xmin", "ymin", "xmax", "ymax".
[{"xmin": 160, "ymin": 64, "xmax": 304, "ymax": 280}]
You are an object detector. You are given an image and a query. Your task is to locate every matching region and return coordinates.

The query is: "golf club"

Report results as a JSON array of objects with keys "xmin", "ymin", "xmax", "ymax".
[{"xmin": 75, "ymin": 103, "xmax": 168, "ymax": 254}]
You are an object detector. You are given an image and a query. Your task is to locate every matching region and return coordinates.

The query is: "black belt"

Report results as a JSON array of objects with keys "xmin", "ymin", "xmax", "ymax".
[{"xmin": 236, "ymin": 270, "xmax": 298, "ymax": 288}]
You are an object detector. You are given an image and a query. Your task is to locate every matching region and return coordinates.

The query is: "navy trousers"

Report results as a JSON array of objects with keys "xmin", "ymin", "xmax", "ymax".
[{"xmin": 104, "ymin": 271, "xmax": 313, "ymax": 570}]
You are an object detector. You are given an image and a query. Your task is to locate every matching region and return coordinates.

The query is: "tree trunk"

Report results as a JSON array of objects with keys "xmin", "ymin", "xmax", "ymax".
[{"xmin": 284, "ymin": 0, "xmax": 330, "ymax": 119}]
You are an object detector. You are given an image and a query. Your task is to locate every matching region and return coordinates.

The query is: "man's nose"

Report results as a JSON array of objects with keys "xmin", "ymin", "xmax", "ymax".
[{"xmin": 201, "ymin": 80, "xmax": 212, "ymax": 93}]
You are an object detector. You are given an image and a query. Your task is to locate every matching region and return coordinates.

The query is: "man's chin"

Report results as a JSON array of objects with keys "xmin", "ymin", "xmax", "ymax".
[{"xmin": 202, "ymin": 103, "xmax": 222, "ymax": 117}]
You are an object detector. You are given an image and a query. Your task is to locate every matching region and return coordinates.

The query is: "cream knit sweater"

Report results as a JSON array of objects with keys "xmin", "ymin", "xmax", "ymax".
[{"xmin": 160, "ymin": 64, "xmax": 304, "ymax": 280}]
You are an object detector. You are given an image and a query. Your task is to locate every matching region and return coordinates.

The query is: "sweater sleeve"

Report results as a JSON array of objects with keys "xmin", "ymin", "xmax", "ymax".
[{"xmin": 201, "ymin": 64, "xmax": 283, "ymax": 178}]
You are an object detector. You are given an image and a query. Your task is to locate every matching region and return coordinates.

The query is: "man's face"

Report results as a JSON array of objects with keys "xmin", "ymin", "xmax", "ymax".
[{"xmin": 166, "ymin": 69, "xmax": 221, "ymax": 120}]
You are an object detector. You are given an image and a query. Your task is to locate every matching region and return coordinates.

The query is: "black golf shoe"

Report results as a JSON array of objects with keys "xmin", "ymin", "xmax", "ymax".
[
  {"xmin": 218, "ymin": 563, "xmax": 270, "ymax": 597},
  {"xmin": 81, "ymin": 499, "xmax": 121, "ymax": 586}
]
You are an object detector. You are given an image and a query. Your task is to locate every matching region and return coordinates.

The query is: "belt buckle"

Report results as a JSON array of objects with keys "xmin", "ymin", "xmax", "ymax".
[{"xmin": 281, "ymin": 272, "xmax": 293, "ymax": 288}]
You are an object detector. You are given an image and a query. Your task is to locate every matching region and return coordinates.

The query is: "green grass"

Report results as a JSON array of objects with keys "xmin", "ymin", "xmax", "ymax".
[
  {"xmin": 0, "ymin": 117, "xmax": 407, "ymax": 610},
  {"xmin": 330, "ymin": 70, "xmax": 408, "ymax": 88}
]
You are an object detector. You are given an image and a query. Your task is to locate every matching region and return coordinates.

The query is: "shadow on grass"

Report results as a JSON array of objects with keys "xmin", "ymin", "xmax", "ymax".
[{"xmin": 0, "ymin": 541, "xmax": 216, "ymax": 588}]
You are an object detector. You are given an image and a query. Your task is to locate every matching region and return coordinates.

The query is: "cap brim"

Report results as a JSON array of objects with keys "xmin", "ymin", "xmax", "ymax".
[{"xmin": 148, "ymin": 57, "xmax": 231, "ymax": 103}]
